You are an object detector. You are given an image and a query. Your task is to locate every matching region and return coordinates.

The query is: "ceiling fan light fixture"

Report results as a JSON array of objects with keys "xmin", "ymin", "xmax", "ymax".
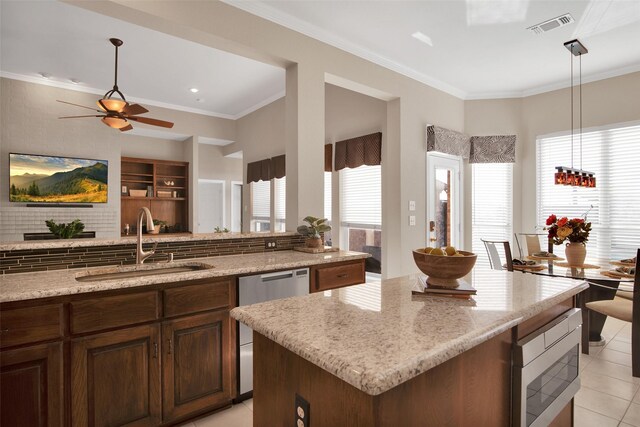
[
  {"xmin": 97, "ymin": 98, "xmax": 127, "ymax": 113},
  {"xmin": 101, "ymin": 116, "xmax": 129, "ymax": 129}
]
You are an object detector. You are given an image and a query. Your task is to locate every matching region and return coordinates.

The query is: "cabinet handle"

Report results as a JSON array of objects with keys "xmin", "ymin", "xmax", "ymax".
[
  {"xmin": 168, "ymin": 338, "xmax": 173, "ymax": 355},
  {"xmin": 0, "ymin": 328, "xmax": 9, "ymax": 335},
  {"xmin": 153, "ymin": 342, "xmax": 158, "ymax": 359},
  {"xmin": 337, "ymin": 274, "xmax": 349, "ymax": 278}
]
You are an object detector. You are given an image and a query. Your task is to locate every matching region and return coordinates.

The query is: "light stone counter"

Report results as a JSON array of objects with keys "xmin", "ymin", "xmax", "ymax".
[
  {"xmin": 0, "ymin": 250, "xmax": 368, "ymax": 303},
  {"xmin": 231, "ymin": 269, "xmax": 588, "ymax": 396},
  {"xmin": 0, "ymin": 231, "xmax": 298, "ymax": 251}
]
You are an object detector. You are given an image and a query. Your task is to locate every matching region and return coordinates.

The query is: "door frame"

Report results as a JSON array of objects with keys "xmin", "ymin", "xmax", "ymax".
[
  {"xmin": 197, "ymin": 179, "xmax": 226, "ymax": 232},
  {"xmin": 231, "ymin": 180, "xmax": 243, "ymax": 233},
  {"xmin": 426, "ymin": 152, "xmax": 464, "ymax": 249}
]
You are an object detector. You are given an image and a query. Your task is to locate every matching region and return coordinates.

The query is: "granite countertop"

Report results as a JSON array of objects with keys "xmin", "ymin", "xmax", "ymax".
[
  {"xmin": 0, "ymin": 231, "xmax": 299, "ymax": 251},
  {"xmin": 231, "ymin": 269, "xmax": 588, "ymax": 396},
  {"xmin": 0, "ymin": 250, "xmax": 368, "ymax": 303}
]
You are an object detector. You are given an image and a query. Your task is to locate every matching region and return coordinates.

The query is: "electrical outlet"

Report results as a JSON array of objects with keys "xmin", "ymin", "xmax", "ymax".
[
  {"xmin": 409, "ymin": 215, "xmax": 416, "ymax": 226},
  {"xmin": 409, "ymin": 200, "xmax": 416, "ymax": 211},
  {"xmin": 295, "ymin": 393, "xmax": 310, "ymax": 427},
  {"xmin": 265, "ymin": 239, "xmax": 277, "ymax": 249}
]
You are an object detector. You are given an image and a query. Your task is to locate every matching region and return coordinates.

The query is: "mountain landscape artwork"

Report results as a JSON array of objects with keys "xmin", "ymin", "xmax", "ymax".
[{"xmin": 10, "ymin": 153, "xmax": 108, "ymax": 203}]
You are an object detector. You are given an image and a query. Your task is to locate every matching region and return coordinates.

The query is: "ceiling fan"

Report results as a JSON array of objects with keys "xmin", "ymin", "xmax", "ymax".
[{"xmin": 58, "ymin": 38, "xmax": 174, "ymax": 132}]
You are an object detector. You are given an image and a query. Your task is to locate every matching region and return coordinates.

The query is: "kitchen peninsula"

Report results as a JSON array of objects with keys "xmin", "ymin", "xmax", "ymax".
[
  {"xmin": 0, "ymin": 232, "xmax": 368, "ymax": 426},
  {"xmin": 231, "ymin": 270, "xmax": 589, "ymax": 427}
]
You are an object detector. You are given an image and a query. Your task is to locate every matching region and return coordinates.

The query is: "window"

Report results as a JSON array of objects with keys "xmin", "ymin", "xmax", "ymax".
[
  {"xmin": 274, "ymin": 177, "xmax": 286, "ymax": 232},
  {"xmin": 324, "ymin": 172, "xmax": 332, "ymax": 222},
  {"xmin": 250, "ymin": 180, "xmax": 270, "ymax": 232},
  {"xmin": 472, "ymin": 163, "xmax": 513, "ymax": 268},
  {"xmin": 340, "ymin": 165, "xmax": 382, "ymax": 272},
  {"xmin": 537, "ymin": 122, "xmax": 640, "ymax": 260}
]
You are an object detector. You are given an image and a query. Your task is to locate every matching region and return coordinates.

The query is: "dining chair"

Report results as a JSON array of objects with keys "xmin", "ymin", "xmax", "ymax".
[
  {"xmin": 481, "ymin": 239, "xmax": 513, "ymax": 271},
  {"xmin": 514, "ymin": 233, "xmax": 546, "ymax": 259},
  {"xmin": 584, "ymin": 249, "xmax": 640, "ymax": 377}
]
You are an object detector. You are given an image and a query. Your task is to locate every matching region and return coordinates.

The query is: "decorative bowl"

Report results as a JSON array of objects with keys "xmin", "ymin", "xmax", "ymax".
[{"xmin": 412, "ymin": 249, "xmax": 477, "ymax": 288}]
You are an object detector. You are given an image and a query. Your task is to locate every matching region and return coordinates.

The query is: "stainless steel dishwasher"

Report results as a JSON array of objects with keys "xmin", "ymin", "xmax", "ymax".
[{"xmin": 238, "ymin": 268, "xmax": 309, "ymax": 396}]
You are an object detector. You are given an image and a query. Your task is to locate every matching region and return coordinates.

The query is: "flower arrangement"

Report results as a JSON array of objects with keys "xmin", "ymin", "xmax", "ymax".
[{"xmin": 546, "ymin": 214, "xmax": 591, "ymax": 245}]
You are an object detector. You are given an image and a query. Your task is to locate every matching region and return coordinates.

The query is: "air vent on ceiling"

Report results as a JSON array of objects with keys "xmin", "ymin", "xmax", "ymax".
[{"xmin": 527, "ymin": 13, "xmax": 574, "ymax": 34}]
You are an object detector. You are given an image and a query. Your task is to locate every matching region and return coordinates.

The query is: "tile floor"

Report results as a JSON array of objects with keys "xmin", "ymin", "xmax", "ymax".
[{"xmin": 181, "ymin": 318, "xmax": 639, "ymax": 427}]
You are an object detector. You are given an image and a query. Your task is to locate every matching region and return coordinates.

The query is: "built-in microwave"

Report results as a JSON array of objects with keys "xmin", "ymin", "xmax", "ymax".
[{"xmin": 513, "ymin": 308, "xmax": 582, "ymax": 427}]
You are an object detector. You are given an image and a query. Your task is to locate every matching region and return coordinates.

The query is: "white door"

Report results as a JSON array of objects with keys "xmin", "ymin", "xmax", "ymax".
[
  {"xmin": 198, "ymin": 180, "xmax": 225, "ymax": 233},
  {"xmin": 231, "ymin": 181, "xmax": 242, "ymax": 232},
  {"xmin": 426, "ymin": 153, "xmax": 463, "ymax": 249}
]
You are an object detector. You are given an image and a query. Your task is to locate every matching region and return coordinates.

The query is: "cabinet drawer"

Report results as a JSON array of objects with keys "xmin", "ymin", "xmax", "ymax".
[
  {"xmin": 0, "ymin": 304, "xmax": 64, "ymax": 349},
  {"xmin": 314, "ymin": 261, "xmax": 365, "ymax": 292},
  {"xmin": 70, "ymin": 291, "xmax": 160, "ymax": 335},
  {"xmin": 164, "ymin": 280, "xmax": 231, "ymax": 317}
]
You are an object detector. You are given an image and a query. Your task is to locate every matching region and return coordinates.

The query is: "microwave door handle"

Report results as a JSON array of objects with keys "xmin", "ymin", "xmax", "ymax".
[{"xmin": 260, "ymin": 271, "xmax": 294, "ymax": 282}]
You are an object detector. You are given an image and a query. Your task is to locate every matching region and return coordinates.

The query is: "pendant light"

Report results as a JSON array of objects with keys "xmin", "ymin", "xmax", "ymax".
[{"xmin": 554, "ymin": 39, "xmax": 596, "ymax": 188}]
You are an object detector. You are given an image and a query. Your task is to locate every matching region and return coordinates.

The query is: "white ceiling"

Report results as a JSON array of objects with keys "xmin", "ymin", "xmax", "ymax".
[
  {"xmin": 228, "ymin": 0, "xmax": 640, "ymax": 99},
  {"xmin": 0, "ymin": 1, "xmax": 285, "ymax": 119},
  {"xmin": 2, "ymin": 0, "xmax": 638, "ymax": 116}
]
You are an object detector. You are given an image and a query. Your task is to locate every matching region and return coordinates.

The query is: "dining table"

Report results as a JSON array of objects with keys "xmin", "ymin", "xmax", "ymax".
[{"xmin": 515, "ymin": 256, "xmax": 634, "ymax": 352}]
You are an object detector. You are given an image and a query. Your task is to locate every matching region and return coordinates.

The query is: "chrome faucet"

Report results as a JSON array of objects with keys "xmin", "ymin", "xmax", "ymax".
[{"xmin": 136, "ymin": 207, "xmax": 157, "ymax": 264}]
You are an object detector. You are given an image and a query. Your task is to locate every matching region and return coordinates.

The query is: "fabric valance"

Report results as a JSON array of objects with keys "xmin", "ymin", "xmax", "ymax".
[
  {"xmin": 426, "ymin": 125, "xmax": 470, "ymax": 159},
  {"xmin": 271, "ymin": 155, "xmax": 286, "ymax": 179},
  {"xmin": 334, "ymin": 132, "xmax": 382, "ymax": 171},
  {"xmin": 469, "ymin": 135, "xmax": 516, "ymax": 164},
  {"xmin": 325, "ymin": 144, "xmax": 333, "ymax": 172},
  {"xmin": 246, "ymin": 159, "xmax": 271, "ymax": 184}
]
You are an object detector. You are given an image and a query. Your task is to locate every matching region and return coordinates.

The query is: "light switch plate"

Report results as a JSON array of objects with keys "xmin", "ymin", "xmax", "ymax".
[
  {"xmin": 409, "ymin": 215, "xmax": 416, "ymax": 226},
  {"xmin": 409, "ymin": 200, "xmax": 416, "ymax": 211}
]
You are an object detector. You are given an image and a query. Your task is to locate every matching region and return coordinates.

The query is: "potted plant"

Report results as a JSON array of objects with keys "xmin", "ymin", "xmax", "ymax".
[
  {"xmin": 45, "ymin": 219, "xmax": 85, "ymax": 239},
  {"xmin": 297, "ymin": 216, "xmax": 331, "ymax": 249},
  {"xmin": 150, "ymin": 219, "xmax": 167, "ymax": 234}
]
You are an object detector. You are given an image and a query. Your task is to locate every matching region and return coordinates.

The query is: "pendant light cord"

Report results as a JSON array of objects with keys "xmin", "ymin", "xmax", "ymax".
[
  {"xmin": 570, "ymin": 45, "xmax": 574, "ymax": 169},
  {"xmin": 113, "ymin": 44, "xmax": 119, "ymax": 90},
  {"xmin": 579, "ymin": 53, "xmax": 583, "ymax": 171}
]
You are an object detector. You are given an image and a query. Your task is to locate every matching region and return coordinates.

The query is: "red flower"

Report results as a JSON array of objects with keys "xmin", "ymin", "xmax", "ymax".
[
  {"xmin": 546, "ymin": 214, "xmax": 557, "ymax": 226},
  {"xmin": 574, "ymin": 218, "xmax": 584, "ymax": 223},
  {"xmin": 557, "ymin": 217, "xmax": 568, "ymax": 227}
]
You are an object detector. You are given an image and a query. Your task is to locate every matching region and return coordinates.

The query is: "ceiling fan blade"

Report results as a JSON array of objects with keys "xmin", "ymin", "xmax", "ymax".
[
  {"xmin": 123, "ymin": 103, "xmax": 148, "ymax": 115},
  {"xmin": 57, "ymin": 100, "xmax": 101, "ymax": 112},
  {"xmin": 119, "ymin": 124, "xmax": 134, "ymax": 132},
  {"xmin": 59, "ymin": 115, "xmax": 104, "ymax": 119},
  {"xmin": 128, "ymin": 116, "xmax": 174, "ymax": 128}
]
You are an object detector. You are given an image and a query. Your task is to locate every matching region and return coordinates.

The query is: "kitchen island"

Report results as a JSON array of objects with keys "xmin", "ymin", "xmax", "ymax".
[{"xmin": 231, "ymin": 269, "xmax": 589, "ymax": 427}]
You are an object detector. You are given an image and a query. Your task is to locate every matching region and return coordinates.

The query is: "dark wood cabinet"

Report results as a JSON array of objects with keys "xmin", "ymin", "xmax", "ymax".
[
  {"xmin": 121, "ymin": 157, "xmax": 189, "ymax": 234},
  {"xmin": 162, "ymin": 311, "xmax": 234, "ymax": 422},
  {"xmin": 0, "ymin": 341, "xmax": 64, "ymax": 427},
  {"xmin": 71, "ymin": 324, "xmax": 162, "ymax": 427}
]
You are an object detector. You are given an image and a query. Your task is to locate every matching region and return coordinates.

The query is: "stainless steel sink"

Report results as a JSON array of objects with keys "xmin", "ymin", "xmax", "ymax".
[{"xmin": 75, "ymin": 263, "xmax": 214, "ymax": 282}]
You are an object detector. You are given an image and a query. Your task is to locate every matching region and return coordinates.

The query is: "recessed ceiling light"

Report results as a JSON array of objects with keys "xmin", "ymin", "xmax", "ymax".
[
  {"xmin": 412, "ymin": 31, "xmax": 433, "ymax": 47},
  {"xmin": 38, "ymin": 72, "xmax": 52, "ymax": 79},
  {"xmin": 70, "ymin": 78, "xmax": 81, "ymax": 85},
  {"xmin": 190, "ymin": 88, "xmax": 199, "ymax": 93}
]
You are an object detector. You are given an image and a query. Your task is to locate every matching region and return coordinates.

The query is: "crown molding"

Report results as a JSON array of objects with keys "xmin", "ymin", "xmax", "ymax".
[{"xmin": 0, "ymin": 71, "xmax": 284, "ymax": 120}]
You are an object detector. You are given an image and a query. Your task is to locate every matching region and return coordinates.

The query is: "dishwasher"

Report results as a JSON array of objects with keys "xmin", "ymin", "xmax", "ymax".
[{"xmin": 237, "ymin": 268, "xmax": 309, "ymax": 397}]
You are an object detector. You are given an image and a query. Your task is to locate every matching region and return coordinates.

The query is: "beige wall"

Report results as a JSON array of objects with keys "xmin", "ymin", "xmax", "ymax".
[
  {"xmin": 464, "ymin": 71, "xmax": 640, "ymax": 242},
  {"xmin": 0, "ymin": 77, "xmax": 242, "ymax": 239},
  {"xmin": 78, "ymin": 0, "xmax": 464, "ymax": 278}
]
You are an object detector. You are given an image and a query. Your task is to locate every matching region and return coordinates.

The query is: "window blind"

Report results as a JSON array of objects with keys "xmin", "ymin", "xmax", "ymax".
[
  {"xmin": 536, "ymin": 123, "xmax": 640, "ymax": 260},
  {"xmin": 324, "ymin": 172, "xmax": 332, "ymax": 221},
  {"xmin": 340, "ymin": 165, "xmax": 382, "ymax": 228},
  {"xmin": 274, "ymin": 177, "xmax": 286, "ymax": 232},
  {"xmin": 251, "ymin": 180, "xmax": 270, "ymax": 232},
  {"xmin": 472, "ymin": 163, "xmax": 513, "ymax": 268}
]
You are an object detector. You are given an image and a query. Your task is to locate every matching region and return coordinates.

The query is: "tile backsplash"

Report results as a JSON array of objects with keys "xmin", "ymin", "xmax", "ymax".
[
  {"xmin": 0, "ymin": 234, "xmax": 306, "ymax": 274},
  {"xmin": 0, "ymin": 207, "xmax": 119, "ymax": 241}
]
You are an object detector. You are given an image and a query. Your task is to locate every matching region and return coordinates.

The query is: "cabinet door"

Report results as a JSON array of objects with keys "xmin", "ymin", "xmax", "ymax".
[
  {"xmin": 162, "ymin": 311, "xmax": 235, "ymax": 422},
  {"xmin": 71, "ymin": 324, "xmax": 161, "ymax": 427},
  {"xmin": 1, "ymin": 341, "xmax": 64, "ymax": 427}
]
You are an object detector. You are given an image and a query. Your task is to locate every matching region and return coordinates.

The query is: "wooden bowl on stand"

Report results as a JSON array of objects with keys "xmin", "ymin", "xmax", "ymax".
[{"xmin": 412, "ymin": 249, "xmax": 477, "ymax": 288}]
